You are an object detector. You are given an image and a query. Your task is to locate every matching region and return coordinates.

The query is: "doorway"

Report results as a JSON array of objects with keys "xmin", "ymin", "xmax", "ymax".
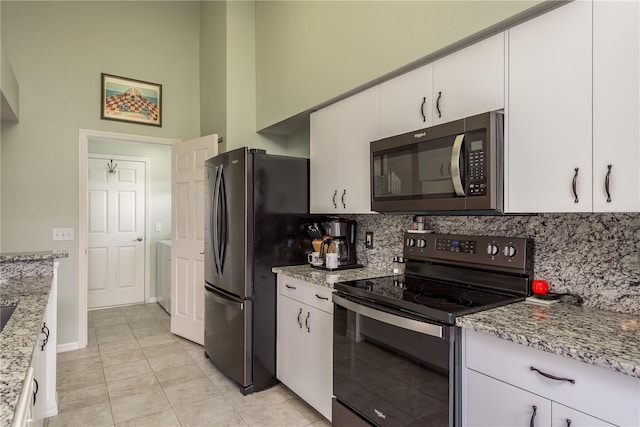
[{"xmin": 79, "ymin": 130, "xmax": 179, "ymax": 349}]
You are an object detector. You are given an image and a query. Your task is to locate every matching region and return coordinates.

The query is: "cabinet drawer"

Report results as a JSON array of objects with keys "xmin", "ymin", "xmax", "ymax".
[
  {"xmin": 465, "ymin": 330, "xmax": 640, "ymax": 427},
  {"xmin": 278, "ymin": 276, "xmax": 306, "ymax": 303},
  {"xmin": 304, "ymin": 283, "xmax": 334, "ymax": 315}
]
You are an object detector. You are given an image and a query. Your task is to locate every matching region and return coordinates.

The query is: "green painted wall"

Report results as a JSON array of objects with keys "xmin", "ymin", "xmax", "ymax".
[
  {"xmin": 88, "ymin": 139, "xmax": 172, "ymax": 300},
  {"xmin": 255, "ymin": 0, "xmax": 543, "ymax": 131},
  {"xmin": 1, "ymin": 1, "xmax": 200, "ymax": 345}
]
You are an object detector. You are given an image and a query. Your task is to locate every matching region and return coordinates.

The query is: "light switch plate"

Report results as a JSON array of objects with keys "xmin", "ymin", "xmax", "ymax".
[
  {"xmin": 365, "ymin": 231, "xmax": 374, "ymax": 249},
  {"xmin": 155, "ymin": 222, "xmax": 162, "ymax": 232},
  {"xmin": 53, "ymin": 228, "xmax": 74, "ymax": 241}
]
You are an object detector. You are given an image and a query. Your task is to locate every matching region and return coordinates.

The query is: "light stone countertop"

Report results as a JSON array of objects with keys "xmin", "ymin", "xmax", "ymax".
[
  {"xmin": 272, "ymin": 264, "xmax": 393, "ymax": 288},
  {"xmin": 456, "ymin": 301, "xmax": 640, "ymax": 378}
]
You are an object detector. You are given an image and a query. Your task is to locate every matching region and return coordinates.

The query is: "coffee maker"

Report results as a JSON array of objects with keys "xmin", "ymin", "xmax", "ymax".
[{"xmin": 318, "ymin": 219, "xmax": 362, "ymax": 269}]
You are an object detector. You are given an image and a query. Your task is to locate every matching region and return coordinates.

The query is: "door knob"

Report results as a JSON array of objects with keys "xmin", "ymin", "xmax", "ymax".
[{"xmin": 135, "ymin": 237, "xmax": 143, "ymax": 242}]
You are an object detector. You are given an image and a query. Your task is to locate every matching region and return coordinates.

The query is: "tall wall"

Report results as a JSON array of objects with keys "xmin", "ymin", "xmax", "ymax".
[
  {"xmin": 255, "ymin": 0, "xmax": 543, "ymax": 131},
  {"xmin": 0, "ymin": 1, "xmax": 201, "ymax": 345},
  {"xmin": 87, "ymin": 139, "xmax": 172, "ymax": 298}
]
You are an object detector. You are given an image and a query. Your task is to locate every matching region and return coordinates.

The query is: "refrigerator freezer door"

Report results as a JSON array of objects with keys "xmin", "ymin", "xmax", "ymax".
[
  {"xmin": 204, "ymin": 148, "xmax": 252, "ymax": 298},
  {"xmin": 204, "ymin": 284, "xmax": 253, "ymax": 392}
]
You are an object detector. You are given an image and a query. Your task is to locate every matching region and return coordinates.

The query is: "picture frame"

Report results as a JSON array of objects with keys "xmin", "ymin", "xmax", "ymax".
[{"xmin": 101, "ymin": 73, "xmax": 162, "ymax": 127}]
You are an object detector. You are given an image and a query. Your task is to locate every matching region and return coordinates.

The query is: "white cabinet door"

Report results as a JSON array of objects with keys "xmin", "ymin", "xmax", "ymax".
[
  {"xmin": 552, "ymin": 403, "xmax": 615, "ymax": 427},
  {"xmin": 506, "ymin": 1, "xmax": 592, "ymax": 213},
  {"xmin": 339, "ymin": 87, "xmax": 378, "ymax": 214},
  {"xmin": 432, "ymin": 32, "xmax": 505, "ymax": 125},
  {"xmin": 310, "ymin": 103, "xmax": 342, "ymax": 213},
  {"xmin": 466, "ymin": 369, "xmax": 552, "ymax": 427},
  {"xmin": 593, "ymin": 0, "xmax": 640, "ymax": 212},
  {"xmin": 303, "ymin": 306, "xmax": 333, "ymax": 420},
  {"xmin": 276, "ymin": 294, "xmax": 306, "ymax": 397},
  {"xmin": 379, "ymin": 65, "xmax": 432, "ymax": 138}
]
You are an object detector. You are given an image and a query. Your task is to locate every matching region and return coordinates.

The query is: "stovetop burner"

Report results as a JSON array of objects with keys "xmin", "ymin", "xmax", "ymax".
[{"xmin": 334, "ymin": 274, "xmax": 525, "ymax": 325}]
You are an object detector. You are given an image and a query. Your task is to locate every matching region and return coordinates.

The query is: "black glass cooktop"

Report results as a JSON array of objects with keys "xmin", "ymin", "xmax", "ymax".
[{"xmin": 334, "ymin": 275, "xmax": 524, "ymax": 325}]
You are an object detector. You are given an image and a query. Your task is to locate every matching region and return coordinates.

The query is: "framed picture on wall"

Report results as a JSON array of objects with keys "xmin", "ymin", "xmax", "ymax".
[{"xmin": 101, "ymin": 73, "xmax": 162, "ymax": 127}]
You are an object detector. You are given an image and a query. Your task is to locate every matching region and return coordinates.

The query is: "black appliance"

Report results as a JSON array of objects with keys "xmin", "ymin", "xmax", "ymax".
[
  {"xmin": 204, "ymin": 147, "xmax": 309, "ymax": 394},
  {"xmin": 316, "ymin": 218, "xmax": 363, "ymax": 270},
  {"xmin": 332, "ymin": 232, "xmax": 533, "ymax": 426},
  {"xmin": 370, "ymin": 111, "xmax": 503, "ymax": 214}
]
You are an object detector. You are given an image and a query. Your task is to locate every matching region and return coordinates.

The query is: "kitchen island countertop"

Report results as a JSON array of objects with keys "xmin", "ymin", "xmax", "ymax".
[
  {"xmin": 272, "ymin": 264, "xmax": 392, "ymax": 288},
  {"xmin": 457, "ymin": 301, "xmax": 640, "ymax": 379}
]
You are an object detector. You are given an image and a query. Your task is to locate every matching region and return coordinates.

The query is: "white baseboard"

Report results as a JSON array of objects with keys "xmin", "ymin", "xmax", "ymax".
[
  {"xmin": 57, "ymin": 341, "xmax": 82, "ymax": 353},
  {"xmin": 148, "ymin": 297, "xmax": 158, "ymax": 303},
  {"xmin": 42, "ymin": 400, "xmax": 59, "ymax": 418}
]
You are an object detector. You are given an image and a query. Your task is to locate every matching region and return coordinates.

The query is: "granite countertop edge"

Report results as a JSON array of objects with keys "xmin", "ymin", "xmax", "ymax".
[
  {"xmin": 272, "ymin": 264, "xmax": 393, "ymax": 288},
  {"xmin": 456, "ymin": 302, "xmax": 640, "ymax": 379},
  {"xmin": 0, "ymin": 250, "xmax": 69, "ymax": 262}
]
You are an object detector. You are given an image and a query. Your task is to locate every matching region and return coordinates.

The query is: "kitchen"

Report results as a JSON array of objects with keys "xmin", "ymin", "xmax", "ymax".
[{"xmin": 1, "ymin": 0, "xmax": 639, "ymax": 426}]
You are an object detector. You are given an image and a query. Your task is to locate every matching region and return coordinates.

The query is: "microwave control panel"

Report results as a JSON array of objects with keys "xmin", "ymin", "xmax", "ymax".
[{"xmin": 468, "ymin": 139, "xmax": 486, "ymax": 196}]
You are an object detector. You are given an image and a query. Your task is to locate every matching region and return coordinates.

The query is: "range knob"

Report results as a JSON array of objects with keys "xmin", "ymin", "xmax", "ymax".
[
  {"xmin": 487, "ymin": 243, "xmax": 499, "ymax": 256},
  {"xmin": 503, "ymin": 245, "xmax": 517, "ymax": 257},
  {"xmin": 406, "ymin": 238, "xmax": 415, "ymax": 247},
  {"xmin": 417, "ymin": 239, "xmax": 427, "ymax": 248}
]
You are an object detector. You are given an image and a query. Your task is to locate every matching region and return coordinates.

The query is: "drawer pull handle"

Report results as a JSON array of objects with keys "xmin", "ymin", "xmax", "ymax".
[
  {"xmin": 285, "ymin": 284, "xmax": 297, "ymax": 290},
  {"xmin": 297, "ymin": 308, "xmax": 303, "ymax": 328},
  {"xmin": 530, "ymin": 366, "xmax": 575, "ymax": 384},
  {"xmin": 529, "ymin": 405, "xmax": 537, "ymax": 427},
  {"xmin": 315, "ymin": 294, "xmax": 329, "ymax": 300}
]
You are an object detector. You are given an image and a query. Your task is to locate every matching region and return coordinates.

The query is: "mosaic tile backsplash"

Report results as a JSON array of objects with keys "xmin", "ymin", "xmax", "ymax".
[{"xmin": 348, "ymin": 213, "xmax": 640, "ymax": 315}]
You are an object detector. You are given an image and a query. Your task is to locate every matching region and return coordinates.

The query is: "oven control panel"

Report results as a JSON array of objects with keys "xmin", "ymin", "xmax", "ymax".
[{"xmin": 403, "ymin": 232, "xmax": 533, "ymax": 274}]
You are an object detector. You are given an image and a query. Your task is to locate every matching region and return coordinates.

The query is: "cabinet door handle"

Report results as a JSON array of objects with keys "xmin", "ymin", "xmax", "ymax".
[
  {"xmin": 285, "ymin": 284, "xmax": 297, "ymax": 290},
  {"xmin": 33, "ymin": 378, "xmax": 39, "ymax": 406},
  {"xmin": 572, "ymin": 168, "xmax": 579, "ymax": 203},
  {"xmin": 566, "ymin": 419, "xmax": 572, "ymax": 427},
  {"xmin": 341, "ymin": 190, "xmax": 346, "ymax": 209},
  {"xmin": 436, "ymin": 91, "xmax": 442, "ymax": 118},
  {"xmin": 41, "ymin": 323, "xmax": 50, "ymax": 350},
  {"xmin": 529, "ymin": 405, "xmax": 537, "ymax": 427},
  {"xmin": 297, "ymin": 308, "xmax": 303, "ymax": 328},
  {"xmin": 420, "ymin": 97, "xmax": 426, "ymax": 122},
  {"xmin": 315, "ymin": 294, "xmax": 329, "ymax": 301},
  {"xmin": 305, "ymin": 312, "xmax": 310, "ymax": 332},
  {"xmin": 605, "ymin": 164, "xmax": 612, "ymax": 203},
  {"xmin": 530, "ymin": 366, "xmax": 575, "ymax": 384},
  {"xmin": 332, "ymin": 190, "xmax": 337, "ymax": 209}
]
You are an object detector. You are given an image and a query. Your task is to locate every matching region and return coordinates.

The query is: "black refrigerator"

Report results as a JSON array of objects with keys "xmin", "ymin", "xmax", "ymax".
[{"xmin": 204, "ymin": 147, "xmax": 309, "ymax": 394}]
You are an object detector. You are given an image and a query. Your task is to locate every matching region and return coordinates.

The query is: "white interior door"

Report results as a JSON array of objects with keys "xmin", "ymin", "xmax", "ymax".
[
  {"xmin": 88, "ymin": 157, "xmax": 146, "ymax": 308},
  {"xmin": 171, "ymin": 134, "xmax": 217, "ymax": 344}
]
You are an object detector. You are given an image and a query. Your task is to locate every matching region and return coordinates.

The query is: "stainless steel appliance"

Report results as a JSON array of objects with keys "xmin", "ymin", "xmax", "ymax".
[
  {"xmin": 204, "ymin": 147, "xmax": 309, "ymax": 394},
  {"xmin": 370, "ymin": 111, "xmax": 503, "ymax": 213},
  {"xmin": 332, "ymin": 232, "xmax": 533, "ymax": 426},
  {"xmin": 317, "ymin": 219, "xmax": 362, "ymax": 270}
]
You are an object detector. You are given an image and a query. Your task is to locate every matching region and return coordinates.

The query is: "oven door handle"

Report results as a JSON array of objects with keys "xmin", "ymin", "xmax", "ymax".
[
  {"xmin": 451, "ymin": 133, "xmax": 466, "ymax": 196},
  {"xmin": 333, "ymin": 294, "xmax": 444, "ymax": 338}
]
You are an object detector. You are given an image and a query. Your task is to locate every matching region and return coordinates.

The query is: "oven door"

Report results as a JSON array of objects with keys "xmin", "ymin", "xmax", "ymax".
[{"xmin": 333, "ymin": 293, "xmax": 460, "ymax": 427}]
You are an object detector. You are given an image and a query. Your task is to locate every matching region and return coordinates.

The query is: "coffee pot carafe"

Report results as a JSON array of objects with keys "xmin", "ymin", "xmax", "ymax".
[{"xmin": 319, "ymin": 237, "xmax": 349, "ymax": 266}]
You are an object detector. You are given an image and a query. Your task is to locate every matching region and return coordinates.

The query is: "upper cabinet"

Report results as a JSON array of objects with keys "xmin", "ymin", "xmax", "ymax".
[
  {"xmin": 377, "ymin": 33, "xmax": 505, "ymax": 140},
  {"xmin": 378, "ymin": 64, "xmax": 433, "ymax": 139},
  {"xmin": 431, "ymin": 32, "xmax": 505, "ymax": 125},
  {"xmin": 310, "ymin": 87, "xmax": 378, "ymax": 214},
  {"xmin": 506, "ymin": 0, "xmax": 639, "ymax": 213},
  {"xmin": 592, "ymin": 0, "xmax": 639, "ymax": 212}
]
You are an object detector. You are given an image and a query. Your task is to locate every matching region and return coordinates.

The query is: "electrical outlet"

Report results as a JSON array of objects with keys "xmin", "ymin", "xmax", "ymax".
[
  {"xmin": 365, "ymin": 231, "xmax": 374, "ymax": 249},
  {"xmin": 52, "ymin": 228, "xmax": 74, "ymax": 241}
]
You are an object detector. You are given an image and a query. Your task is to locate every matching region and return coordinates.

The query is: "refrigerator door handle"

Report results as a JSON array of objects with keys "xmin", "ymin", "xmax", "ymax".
[
  {"xmin": 205, "ymin": 285, "xmax": 244, "ymax": 311},
  {"xmin": 212, "ymin": 165, "xmax": 223, "ymax": 276},
  {"xmin": 219, "ymin": 165, "xmax": 228, "ymax": 272}
]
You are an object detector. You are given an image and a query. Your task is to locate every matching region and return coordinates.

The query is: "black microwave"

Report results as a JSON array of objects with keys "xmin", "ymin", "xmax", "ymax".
[{"xmin": 370, "ymin": 111, "xmax": 503, "ymax": 214}]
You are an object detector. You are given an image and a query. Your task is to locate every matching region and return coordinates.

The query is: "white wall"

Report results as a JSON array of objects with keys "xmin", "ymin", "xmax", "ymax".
[
  {"xmin": 1, "ymin": 1, "xmax": 200, "ymax": 345},
  {"xmin": 88, "ymin": 139, "xmax": 172, "ymax": 299}
]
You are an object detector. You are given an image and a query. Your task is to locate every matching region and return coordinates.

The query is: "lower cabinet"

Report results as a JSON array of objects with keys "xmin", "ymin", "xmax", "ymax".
[
  {"xmin": 276, "ymin": 275, "xmax": 333, "ymax": 420},
  {"xmin": 463, "ymin": 329, "xmax": 638, "ymax": 427}
]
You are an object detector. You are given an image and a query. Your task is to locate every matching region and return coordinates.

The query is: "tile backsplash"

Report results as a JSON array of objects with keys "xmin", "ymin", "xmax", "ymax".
[{"xmin": 349, "ymin": 213, "xmax": 640, "ymax": 315}]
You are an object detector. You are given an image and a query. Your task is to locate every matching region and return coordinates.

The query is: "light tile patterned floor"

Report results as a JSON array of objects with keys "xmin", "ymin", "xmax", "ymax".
[{"xmin": 47, "ymin": 303, "xmax": 330, "ymax": 427}]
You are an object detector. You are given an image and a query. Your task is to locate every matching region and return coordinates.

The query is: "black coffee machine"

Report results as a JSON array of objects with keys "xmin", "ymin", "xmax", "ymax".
[{"xmin": 318, "ymin": 219, "xmax": 362, "ymax": 269}]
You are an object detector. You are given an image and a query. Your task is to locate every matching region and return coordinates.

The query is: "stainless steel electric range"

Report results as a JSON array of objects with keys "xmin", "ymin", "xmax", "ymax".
[{"xmin": 332, "ymin": 232, "xmax": 534, "ymax": 427}]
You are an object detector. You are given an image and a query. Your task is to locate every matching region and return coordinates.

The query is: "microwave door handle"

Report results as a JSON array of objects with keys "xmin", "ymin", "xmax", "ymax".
[{"xmin": 451, "ymin": 134, "xmax": 466, "ymax": 196}]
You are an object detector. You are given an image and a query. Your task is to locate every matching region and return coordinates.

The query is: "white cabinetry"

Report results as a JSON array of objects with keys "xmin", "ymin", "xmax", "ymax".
[
  {"xmin": 506, "ymin": 0, "xmax": 639, "ymax": 213},
  {"xmin": 463, "ymin": 329, "xmax": 639, "ymax": 427},
  {"xmin": 378, "ymin": 65, "xmax": 433, "ymax": 138},
  {"xmin": 276, "ymin": 275, "xmax": 333, "ymax": 420},
  {"xmin": 310, "ymin": 87, "xmax": 378, "ymax": 214},
  {"xmin": 592, "ymin": 0, "xmax": 640, "ymax": 212},
  {"xmin": 431, "ymin": 32, "xmax": 505, "ymax": 125}
]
